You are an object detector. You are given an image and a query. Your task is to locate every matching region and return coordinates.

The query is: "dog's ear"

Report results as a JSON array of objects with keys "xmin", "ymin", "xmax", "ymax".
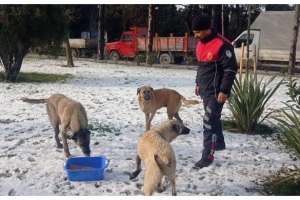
[
  {"xmin": 150, "ymin": 87, "xmax": 154, "ymax": 91},
  {"xmin": 137, "ymin": 87, "xmax": 141, "ymax": 95}
]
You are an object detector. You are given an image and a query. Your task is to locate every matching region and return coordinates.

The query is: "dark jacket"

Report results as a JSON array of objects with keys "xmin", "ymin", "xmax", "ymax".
[{"xmin": 195, "ymin": 29, "xmax": 238, "ymax": 100}]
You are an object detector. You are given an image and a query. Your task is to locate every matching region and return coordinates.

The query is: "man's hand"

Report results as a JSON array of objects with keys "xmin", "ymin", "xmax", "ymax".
[
  {"xmin": 217, "ymin": 92, "xmax": 228, "ymax": 103},
  {"xmin": 195, "ymin": 86, "xmax": 200, "ymax": 96}
]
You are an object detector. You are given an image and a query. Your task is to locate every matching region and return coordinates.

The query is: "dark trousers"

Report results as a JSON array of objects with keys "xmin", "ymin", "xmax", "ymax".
[{"xmin": 202, "ymin": 98, "xmax": 225, "ymax": 161}]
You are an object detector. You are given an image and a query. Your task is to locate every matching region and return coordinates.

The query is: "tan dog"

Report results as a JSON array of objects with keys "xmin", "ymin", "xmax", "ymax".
[
  {"xmin": 21, "ymin": 93, "xmax": 91, "ymax": 158},
  {"xmin": 137, "ymin": 86, "xmax": 199, "ymax": 131},
  {"xmin": 129, "ymin": 119, "xmax": 190, "ymax": 196}
]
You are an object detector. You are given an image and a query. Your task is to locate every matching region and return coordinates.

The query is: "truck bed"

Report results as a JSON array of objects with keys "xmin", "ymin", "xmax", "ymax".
[
  {"xmin": 136, "ymin": 37, "xmax": 197, "ymax": 52},
  {"xmin": 68, "ymin": 39, "xmax": 98, "ymax": 49}
]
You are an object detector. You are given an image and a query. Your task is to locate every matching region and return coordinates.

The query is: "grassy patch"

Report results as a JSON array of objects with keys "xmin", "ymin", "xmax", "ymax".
[
  {"xmin": 221, "ymin": 118, "xmax": 276, "ymax": 135},
  {"xmin": 88, "ymin": 122, "xmax": 121, "ymax": 136},
  {"xmin": 0, "ymin": 72, "xmax": 73, "ymax": 83},
  {"xmin": 262, "ymin": 166, "xmax": 300, "ymax": 196},
  {"xmin": 264, "ymin": 179, "xmax": 300, "ymax": 195}
]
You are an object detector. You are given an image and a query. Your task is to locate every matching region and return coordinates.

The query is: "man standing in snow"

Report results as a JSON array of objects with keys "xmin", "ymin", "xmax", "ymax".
[{"xmin": 192, "ymin": 14, "xmax": 238, "ymax": 169}]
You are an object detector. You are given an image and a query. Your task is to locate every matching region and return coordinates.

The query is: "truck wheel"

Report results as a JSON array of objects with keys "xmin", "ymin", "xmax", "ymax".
[
  {"xmin": 109, "ymin": 51, "xmax": 120, "ymax": 61},
  {"xmin": 71, "ymin": 49, "xmax": 78, "ymax": 58},
  {"xmin": 159, "ymin": 53, "xmax": 172, "ymax": 65}
]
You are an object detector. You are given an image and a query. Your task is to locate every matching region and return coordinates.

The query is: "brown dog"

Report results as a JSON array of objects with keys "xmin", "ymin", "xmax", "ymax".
[
  {"xmin": 137, "ymin": 86, "xmax": 199, "ymax": 131},
  {"xmin": 129, "ymin": 119, "xmax": 190, "ymax": 196},
  {"xmin": 21, "ymin": 93, "xmax": 91, "ymax": 158}
]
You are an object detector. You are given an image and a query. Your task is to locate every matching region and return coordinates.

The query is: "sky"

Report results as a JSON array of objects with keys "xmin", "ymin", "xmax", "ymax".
[{"xmin": 0, "ymin": 58, "xmax": 299, "ymax": 196}]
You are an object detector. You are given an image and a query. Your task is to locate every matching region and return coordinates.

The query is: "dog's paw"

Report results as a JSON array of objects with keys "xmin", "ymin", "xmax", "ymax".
[
  {"xmin": 156, "ymin": 178, "xmax": 168, "ymax": 193},
  {"xmin": 66, "ymin": 154, "xmax": 72, "ymax": 158},
  {"xmin": 156, "ymin": 187, "xmax": 166, "ymax": 193},
  {"xmin": 57, "ymin": 144, "xmax": 63, "ymax": 149},
  {"xmin": 129, "ymin": 170, "xmax": 141, "ymax": 180}
]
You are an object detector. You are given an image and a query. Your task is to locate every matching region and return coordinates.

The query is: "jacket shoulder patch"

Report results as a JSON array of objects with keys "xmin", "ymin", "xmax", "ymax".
[{"xmin": 226, "ymin": 50, "xmax": 232, "ymax": 58}]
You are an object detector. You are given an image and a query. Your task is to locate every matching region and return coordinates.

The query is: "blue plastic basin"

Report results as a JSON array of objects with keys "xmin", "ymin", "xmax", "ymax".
[{"xmin": 63, "ymin": 156, "xmax": 109, "ymax": 181}]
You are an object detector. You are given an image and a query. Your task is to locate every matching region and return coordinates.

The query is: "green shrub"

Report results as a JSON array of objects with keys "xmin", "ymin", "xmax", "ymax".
[
  {"xmin": 227, "ymin": 74, "xmax": 284, "ymax": 133},
  {"xmin": 262, "ymin": 165, "xmax": 300, "ymax": 195},
  {"xmin": 273, "ymin": 103, "xmax": 300, "ymax": 159},
  {"xmin": 266, "ymin": 77, "xmax": 300, "ymax": 194},
  {"xmin": 184, "ymin": 55, "xmax": 193, "ymax": 66},
  {"xmin": 146, "ymin": 51, "xmax": 157, "ymax": 66},
  {"xmin": 134, "ymin": 53, "xmax": 145, "ymax": 66},
  {"xmin": 272, "ymin": 78, "xmax": 300, "ymax": 159}
]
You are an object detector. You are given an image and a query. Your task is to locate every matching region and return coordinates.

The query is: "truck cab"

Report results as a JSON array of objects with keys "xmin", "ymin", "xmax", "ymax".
[
  {"xmin": 105, "ymin": 31, "xmax": 136, "ymax": 60},
  {"xmin": 106, "ymin": 27, "xmax": 147, "ymax": 61},
  {"xmin": 232, "ymin": 30, "xmax": 260, "ymax": 65}
]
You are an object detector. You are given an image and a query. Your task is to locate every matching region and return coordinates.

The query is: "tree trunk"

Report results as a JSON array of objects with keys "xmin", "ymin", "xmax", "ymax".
[
  {"xmin": 221, "ymin": 4, "xmax": 224, "ymax": 36},
  {"xmin": 65, "ymin": 34, "xmax": 74, "ymax": 67},
  {"xmin": 0, "ymin": 54, "xmax": 24, "ymax": 82},
  {"xmin": 146, "ymin": 4, "xmax": 154, "ymax": 65},
  {"xmin": 229, "ymin": 5, "xmax": 233, "ymax": 23},
  {"xmin": 246, "ymin": 4, "xmax": 252, "ymax": 80},
  {"xmin": 235, "ymin": 4, "xmax": 240, "ymax": 33},
  {"xmin": 211, "ymin": 5, "xmax": 216, "ymax": 29},
  {"xmin": 184, "ymin": 21, "xmax": 191, "ymax": 36},
  {"xmin": 98, "ymin": 4, "xmax": 105, "ymax": 60},
  {"xmin": 288, "ymin": 4, "xmax": 300, "ymax": 75}
]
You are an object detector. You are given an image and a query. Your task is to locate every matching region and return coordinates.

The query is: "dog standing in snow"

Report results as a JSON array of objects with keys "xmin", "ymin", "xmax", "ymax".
[
  {"xmin": 129, "ymin": 119, "xmax": 190, "ymax": 196},
  {"xmin": 137, "ymin": 86, "xmax": 199, "ymax": 131},
  {"xmin": 21, "ymin": 93, "xmax": 91, "ymax": 158}
]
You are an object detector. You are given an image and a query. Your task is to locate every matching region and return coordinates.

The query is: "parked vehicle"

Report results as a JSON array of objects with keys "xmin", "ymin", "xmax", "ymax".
[
  {"xmin": 232, "ymin": 11, "xmax": 300, "ymax": 68},
  {"xmin": 105, "ymin": 26, "xmax": 198, "ymax": 64},
  {"xmin": 66, "ymin": 31, "xmax": 107, "ymax": 58},
  {"xmin": 67, "ymin": 39, "xmax": 98, "ymax": 58}
]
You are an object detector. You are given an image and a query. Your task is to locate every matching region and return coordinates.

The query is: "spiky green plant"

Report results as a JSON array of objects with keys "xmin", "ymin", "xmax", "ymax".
[
  {"xmin": 227, "ymin": 74, "xmax": 284, "ymax": 133},
  {"xmin": 272, "ymin": 104, "xmax": 300, "ymax": 159},
  {"xmin": 266, "ymin": 77, "xmax": 300, "ymax": 193},
  {"xmin": 285, "ymin": 78, "xmax": 300, "ymax": 106},
  {"xmin": 272, "ymin": 77, "xmax": 300, "ymax": 159}
]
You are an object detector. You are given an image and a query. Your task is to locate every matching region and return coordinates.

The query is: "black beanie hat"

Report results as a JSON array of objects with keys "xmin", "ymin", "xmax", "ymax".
[{"xmin": 192, "ymin": 14, "xmax": 211, "ymax": 31}]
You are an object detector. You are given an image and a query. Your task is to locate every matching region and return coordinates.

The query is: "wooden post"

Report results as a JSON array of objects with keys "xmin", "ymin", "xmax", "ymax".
[
  {"xmin": 155, "ymin": 33, "xmax": 158, "ymax": 51},
  {"xmin": 253, "ymin": 44, "xmax": 257, "ymax": 86},
  {"xmin": 184, "ymin": 32, "xmax": 188, "ymax": 52},
  {"xmin": 239, "ymin": 42, "xmax": 245, "ymax": 83},
  {"xmin": 170, "ymin": 33, "xmax": 175, "ymax": 49}
]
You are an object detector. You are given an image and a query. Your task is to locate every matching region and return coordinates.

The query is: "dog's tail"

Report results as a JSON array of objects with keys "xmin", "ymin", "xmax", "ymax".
[
  {"xmin": 180, "ymin": 95, "xmax": 199, "ymax": 105},
  {"xmin": 20, "ymin": 97, "xmax": 48, "ymax": 104},
  {"xmin": 154, "ymin": 154, "xmax": 171, "ymax": 175}
]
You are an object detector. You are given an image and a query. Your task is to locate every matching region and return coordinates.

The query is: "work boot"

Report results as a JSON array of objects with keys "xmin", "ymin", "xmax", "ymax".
[{"xmin": 193, "ymin": 158, "xmax": 213, "ymax": 169}]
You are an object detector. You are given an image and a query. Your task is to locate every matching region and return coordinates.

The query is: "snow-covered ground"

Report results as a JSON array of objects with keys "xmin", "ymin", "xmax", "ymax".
[{"xmin": 0, "ymin": 58, "xmax": 298, "ymax": 196}]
